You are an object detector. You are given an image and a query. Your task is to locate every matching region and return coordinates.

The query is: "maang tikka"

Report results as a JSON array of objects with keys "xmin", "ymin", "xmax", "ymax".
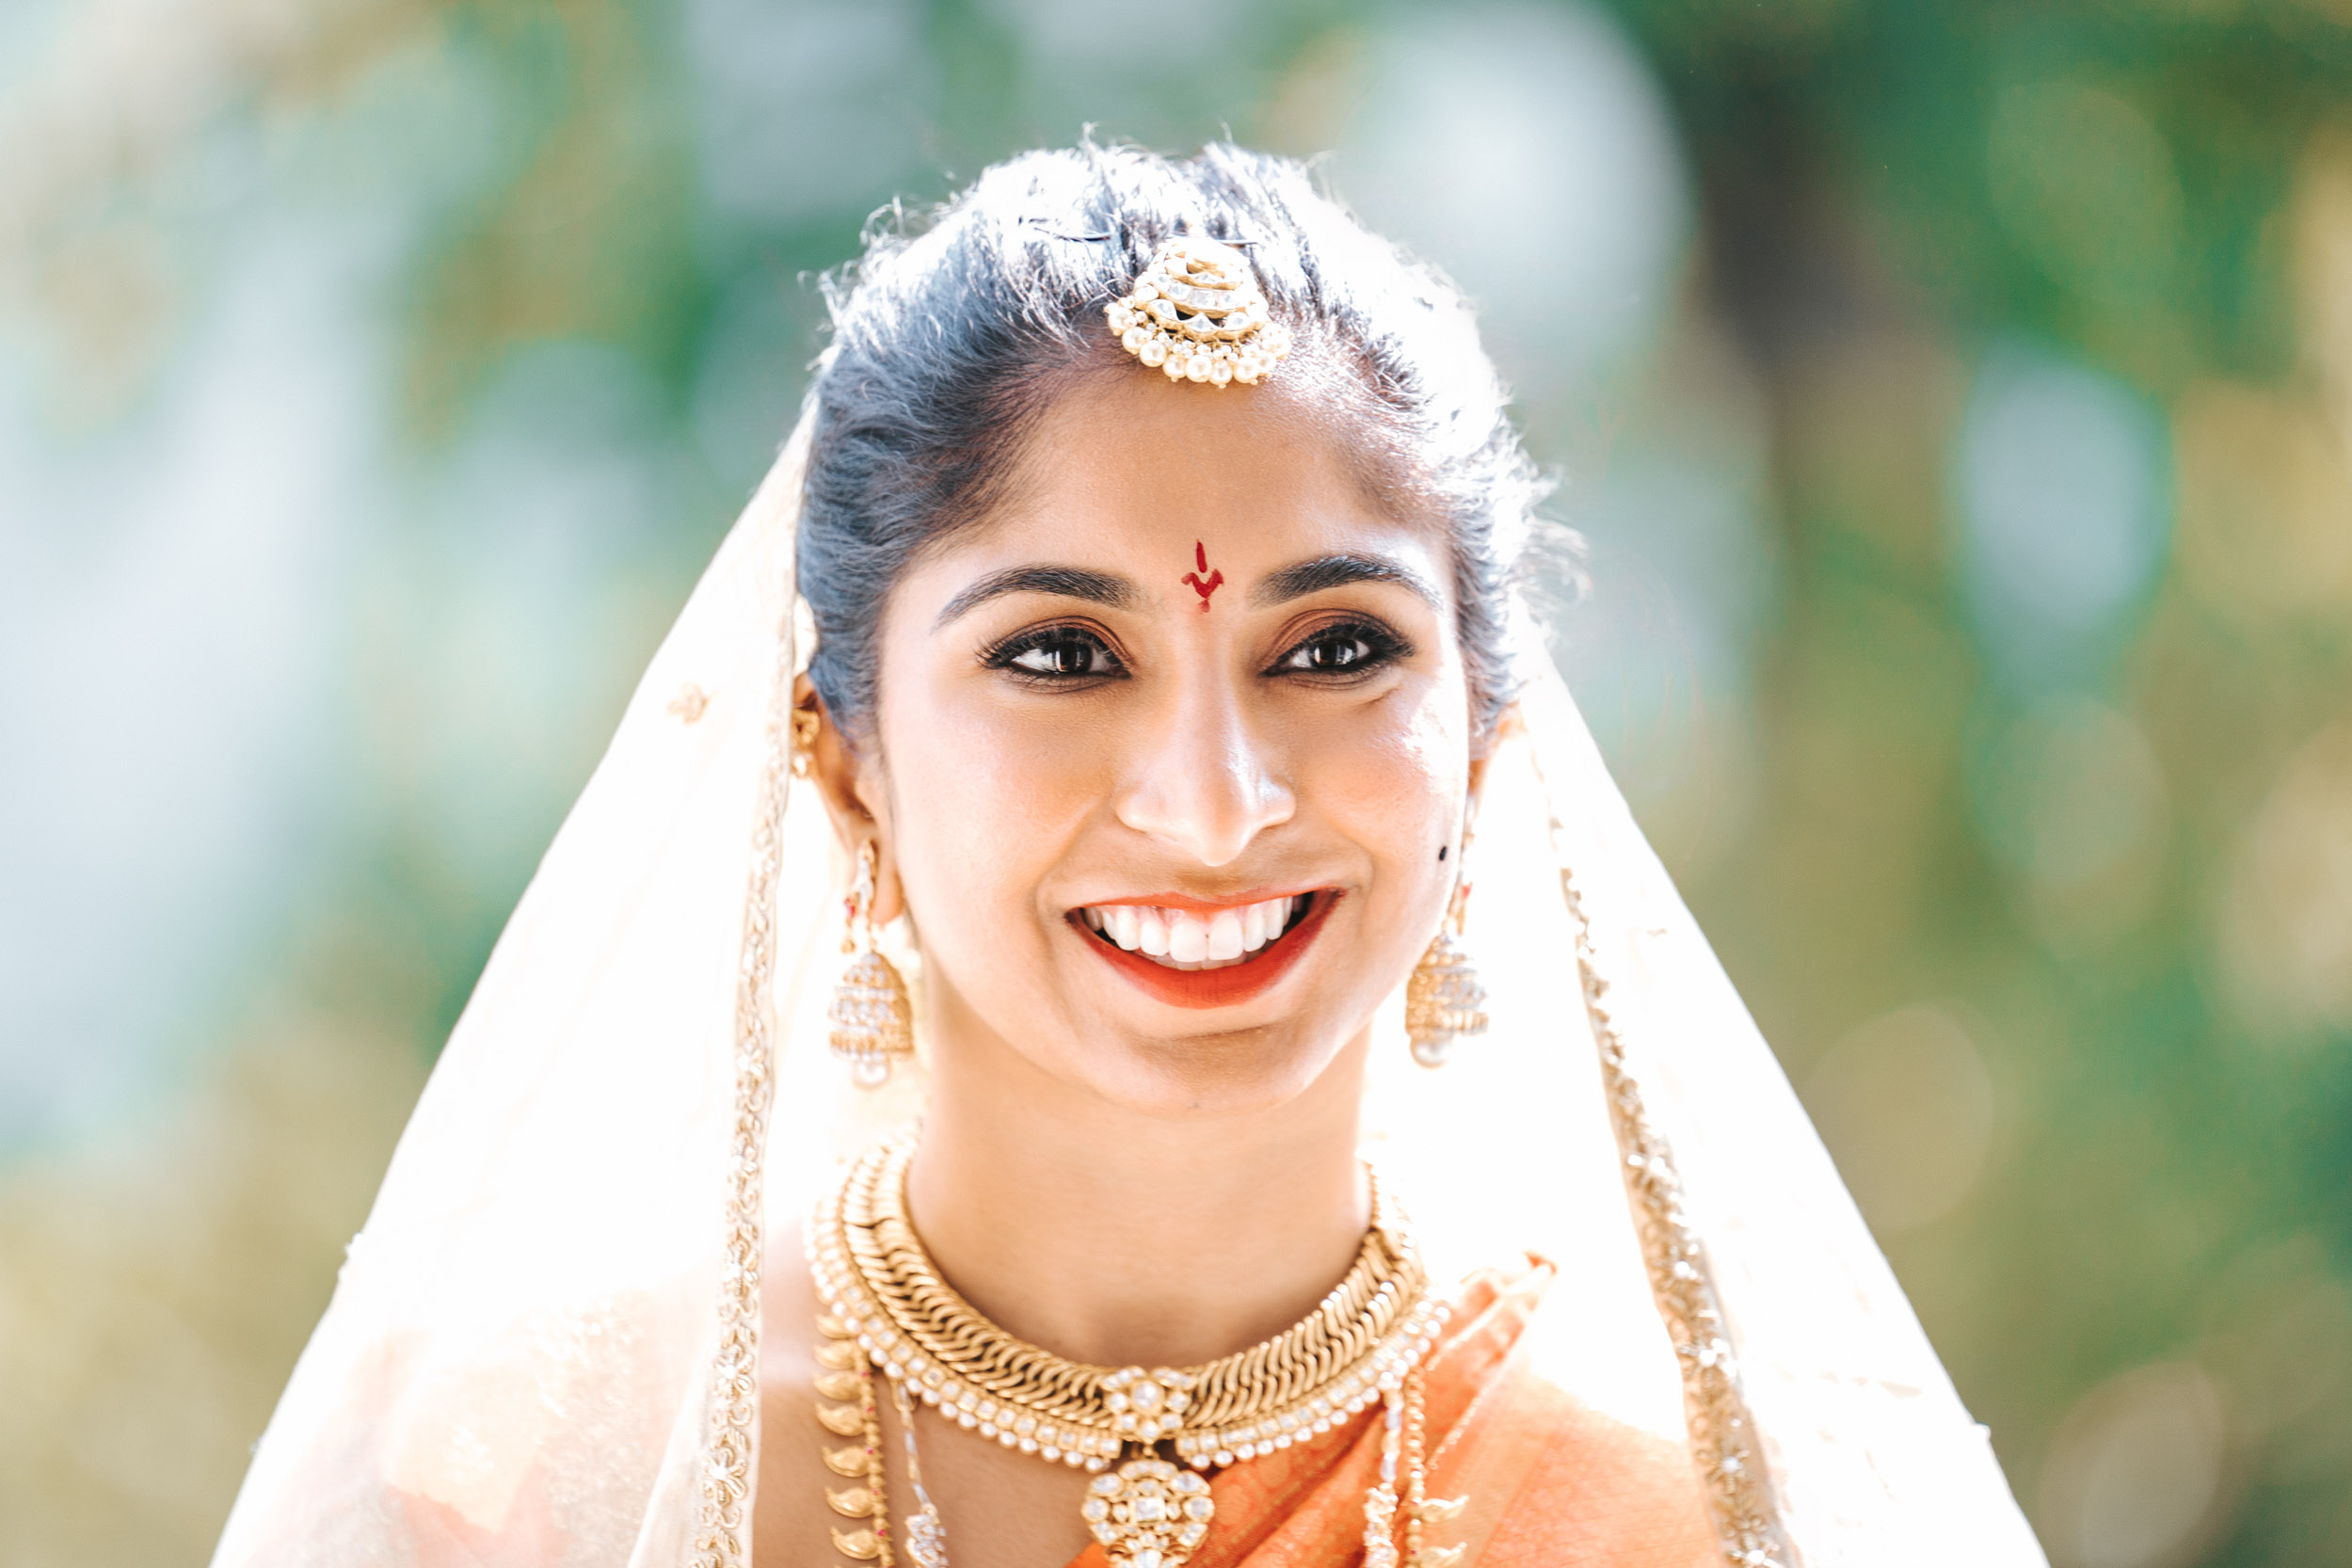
[
  {"xmin": 828, "ymin": 840, "xmax": 915, "ymax": 1088},
  {"xmin": 1405, "ymin": 850, "xmax": 1488, "ymax": 1068},
  {"xmin": 1107, "ymin": 235, "xmax": 1291, "ymax": 388}
]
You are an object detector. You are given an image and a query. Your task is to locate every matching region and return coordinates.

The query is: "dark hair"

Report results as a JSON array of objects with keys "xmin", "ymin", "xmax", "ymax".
[{"xmin": 797, "ymin": 142, "xmax": 1545, "ymax": 744}]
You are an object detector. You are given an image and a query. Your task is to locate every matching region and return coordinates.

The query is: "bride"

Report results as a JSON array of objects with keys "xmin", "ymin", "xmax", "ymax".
[{"xmin": 212, "ymin": 145, "xmax": 2044, "ymax": 1567}]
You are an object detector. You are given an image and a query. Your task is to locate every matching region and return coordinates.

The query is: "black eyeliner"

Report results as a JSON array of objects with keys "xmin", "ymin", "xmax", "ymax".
[
  {"xmin": 979, "ymin": 621, "xmax": 1129, "ymax": 683},
  {"xmin": 1265, "ymin": 615, "xmax": 1414, "ymax": 680}
]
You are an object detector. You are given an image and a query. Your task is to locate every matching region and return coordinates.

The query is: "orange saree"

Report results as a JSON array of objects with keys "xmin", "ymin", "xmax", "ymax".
[{"xmin": 1063, "ymin": 1265, "xmax": 1720, "ymax": 1568}]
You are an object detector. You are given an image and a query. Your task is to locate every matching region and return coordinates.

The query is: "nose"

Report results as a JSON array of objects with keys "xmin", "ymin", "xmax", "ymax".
[{"xmin": 1112, "ymin": 670, "xmax": 1295, "ymax": 867}]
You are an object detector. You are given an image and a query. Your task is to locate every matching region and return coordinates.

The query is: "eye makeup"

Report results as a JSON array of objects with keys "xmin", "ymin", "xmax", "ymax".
[
  {"xmin": 979, "ymin": 621, "xmax": 1130, "ymax": 684},
  {"xmin": 1265, "ymin": 614, "xmax": 1415, "ymax": 681}
]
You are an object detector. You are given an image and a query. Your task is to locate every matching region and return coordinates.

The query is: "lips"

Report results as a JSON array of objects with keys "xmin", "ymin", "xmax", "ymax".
[
  {"xmin": 1069, "ymin": 891, "xmax": 1334, "ymax": 1010},
  {"xmin": 1077, "ymin": 895, "xmax": 1303, "ymax": 968}
]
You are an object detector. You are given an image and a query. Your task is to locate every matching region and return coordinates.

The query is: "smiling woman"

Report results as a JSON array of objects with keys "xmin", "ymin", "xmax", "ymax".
[
  {"xmin": 835, "ymin": 373, "xmax": 1472, "ymax": 1112},
  {"xmin": 210, "ymin": 145, "xmax": 2044, "ymax": 1568}
]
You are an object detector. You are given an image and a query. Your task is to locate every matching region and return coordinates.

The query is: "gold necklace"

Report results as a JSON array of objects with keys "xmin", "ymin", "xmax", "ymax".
[{"xmin": 806, "ymin": 1138, "xmax": 1455, "ymax": 1568}]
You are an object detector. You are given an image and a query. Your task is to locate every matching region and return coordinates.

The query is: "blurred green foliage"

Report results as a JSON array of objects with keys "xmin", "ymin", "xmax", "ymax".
[{"xmin": 5, "ymin": 0, "xmax": 2351, "ymax": 1563}]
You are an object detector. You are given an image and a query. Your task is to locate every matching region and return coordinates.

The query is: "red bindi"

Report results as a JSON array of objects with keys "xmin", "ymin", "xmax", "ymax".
[{"xmin": 1180, "ymin": 540, "xmax": 1224, "ymax": 611}]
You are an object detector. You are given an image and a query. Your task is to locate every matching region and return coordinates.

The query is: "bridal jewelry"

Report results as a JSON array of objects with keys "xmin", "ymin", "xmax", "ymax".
[
  {"xmin": 810, "ymin": 1346, "xmax": 894, "ymax": 1563},
  {"xmin": 827, "ymin": 842, "xmax": 915, "ymax": 1087},
  {"xmin": 890, "ymin": 1380, "xmax": 951, "ymax": 1568},
  {"xmin": 808, "ymin": 1139, "xmax": 1455, "ymax": 1568},
  {"xmin": 1405, "ymin": 872, "xmax": 1488, "ymax": 1068},
  {"xmin": 1107, "ymin": 236, "xmax": 1291, "ymax": 388},
  {"xmin": 1399, "ymin": 1369, "xmax": 1466, "ymax": 1568},
  {"xmin": 791, "ymin": 703, "xmax": 821, "ymax": 778}
]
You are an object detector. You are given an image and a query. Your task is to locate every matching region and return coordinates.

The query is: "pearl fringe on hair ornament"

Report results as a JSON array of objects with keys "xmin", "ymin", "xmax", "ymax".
[{"xmin": 1106, "ymin": 237, "xmax": 1291, "ymax": 388}]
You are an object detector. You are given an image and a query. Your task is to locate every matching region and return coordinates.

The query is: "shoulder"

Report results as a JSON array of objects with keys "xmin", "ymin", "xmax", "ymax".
[
  {"xmin": 1432, "ymin": 1263, "xmax": 1720, "ymax": 1568},
  {"xmin": 1471, "ymin": 1377, "xmax": 1720, "ymax": 1568}
]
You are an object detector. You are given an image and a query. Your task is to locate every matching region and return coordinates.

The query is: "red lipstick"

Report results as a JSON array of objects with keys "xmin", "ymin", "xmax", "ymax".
[{"xmin": 1071, "ymin": 892, "xmax": 1336, "ymax": 1010}]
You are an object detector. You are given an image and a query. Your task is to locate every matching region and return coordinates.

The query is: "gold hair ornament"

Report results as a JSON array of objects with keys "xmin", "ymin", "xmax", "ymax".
[{"xmin": 1106, "ymin": 237, "xmax": 1291, "ymax": 388}]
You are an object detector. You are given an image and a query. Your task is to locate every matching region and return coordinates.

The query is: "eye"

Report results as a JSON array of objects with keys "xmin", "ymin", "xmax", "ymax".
[
  {"xmin": 1272, "ymin": 619, "xmax": 1408, "ymax": 679},
  {"xmin": 988, "ymin": 625, "xmax": 1128, "ymax": 681}
]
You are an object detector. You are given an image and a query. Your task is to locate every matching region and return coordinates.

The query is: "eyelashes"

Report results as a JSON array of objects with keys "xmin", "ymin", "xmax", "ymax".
[
  {"xmin": 1267, "ymin": 616, "xmax": 1413, "ymax": 680},
  {"xmin": 982, "ymin": 623, "xmax": 1129, "ymax": 682},
  {"xmin": 979, "ymin": 616, "xmax": 1414, "ymax": 687}
]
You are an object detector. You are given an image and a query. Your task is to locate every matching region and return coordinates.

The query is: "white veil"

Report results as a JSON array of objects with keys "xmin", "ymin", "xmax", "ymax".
[{"xmin": 210, "ymin": 410, "xmax": 2047, "ymax": 1567}]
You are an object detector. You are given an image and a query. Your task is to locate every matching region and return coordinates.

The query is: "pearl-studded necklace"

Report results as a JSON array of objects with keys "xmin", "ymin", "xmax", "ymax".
[{"xmin": 805, "ymin": 1137, "xmax": 1451, "ymax": 1568}]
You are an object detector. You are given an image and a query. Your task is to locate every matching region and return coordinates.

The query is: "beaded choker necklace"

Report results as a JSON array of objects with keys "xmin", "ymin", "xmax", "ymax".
[{"xmin": 805, "ymin": 1138, "xmax": 1460, "ymax": 1568}]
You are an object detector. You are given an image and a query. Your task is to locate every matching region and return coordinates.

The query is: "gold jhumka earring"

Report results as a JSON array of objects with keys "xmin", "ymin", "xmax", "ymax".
[
  {"xmin": 1405, "ymin": 862, "xmax": 1487, "ymax": 1068},
  {"xmin": 828, "ymin": 841, "xmax": 914, "ymax": 1088}
]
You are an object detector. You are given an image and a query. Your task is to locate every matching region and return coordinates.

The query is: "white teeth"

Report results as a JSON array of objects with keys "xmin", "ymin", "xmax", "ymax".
[
  {"xmin": 1078, "ymin": 895, "xmax": 1308, "ymax": 970},
  {"xmin": 1207, "ymin": 909, "xmax": 1243, "ymax": 961},
  {"xmin": 1169, "ymin": 912, "xmax": 1208, "ymax": 963}
]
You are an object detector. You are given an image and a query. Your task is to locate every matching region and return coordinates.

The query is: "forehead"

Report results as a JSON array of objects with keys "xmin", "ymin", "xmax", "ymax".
[{"xmin": 957, "ymin": 372, "xmax": 1432, "ymax": 575}]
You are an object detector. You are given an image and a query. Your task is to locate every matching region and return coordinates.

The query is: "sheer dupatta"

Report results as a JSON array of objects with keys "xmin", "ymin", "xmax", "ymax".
[{"xmin": 212, "ymin": 414, "xmax": 2046, "ymax": 1568}]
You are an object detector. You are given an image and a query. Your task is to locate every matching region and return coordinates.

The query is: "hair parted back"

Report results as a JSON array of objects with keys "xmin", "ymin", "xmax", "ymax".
[{"xmin": 796, "ymin": 141, "xmax": 1548, "ymax": 744}]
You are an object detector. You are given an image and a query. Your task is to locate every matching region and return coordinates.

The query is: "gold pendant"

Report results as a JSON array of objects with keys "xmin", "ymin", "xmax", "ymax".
[
  {"xmin": 1080, "ymin": 1457, "xmax": 1214, "ymax": 1568},
  {"xmin": 1104, "ymin": 1366, "xmax": 1192, "ymax": 1443},
  {"xmin": 829, "ymin": 1527, "xmax": 882, "ymax": 1560},
  {"xmin": 826, "ymin": 1486, "xmax": 877, "ymax": 1518}
]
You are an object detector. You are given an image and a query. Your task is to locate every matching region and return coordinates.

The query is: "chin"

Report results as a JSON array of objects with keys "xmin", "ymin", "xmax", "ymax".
[{"xmin": 1089, "ymin": 1016, "xmax": 1357, "ymax": 1119}]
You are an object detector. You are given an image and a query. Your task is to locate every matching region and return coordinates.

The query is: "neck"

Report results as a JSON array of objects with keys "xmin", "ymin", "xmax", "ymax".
[{"xmin": 905, "ymin": 1013, "xmax": 1372, "ymax": 1371}]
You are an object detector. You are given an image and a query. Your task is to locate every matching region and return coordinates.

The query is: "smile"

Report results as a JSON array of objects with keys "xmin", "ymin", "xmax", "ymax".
[
  {"xmin": 1076, "ymin": 895, "xmax": 1304, "ymax": 969},
  {"xmin": 1068, "ymin": 891, "xmax": 1334, "ymax": 1010}
]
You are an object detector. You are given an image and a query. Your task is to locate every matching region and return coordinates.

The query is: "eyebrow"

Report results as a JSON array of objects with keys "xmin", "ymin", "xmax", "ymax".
[
  {"xmin": 933, "ymin": 565, "xmax": 1141, "ymax": 629},
  {"xmin": 1252, "ymin": 552, "xmax": 1443, "ymax": 610}
]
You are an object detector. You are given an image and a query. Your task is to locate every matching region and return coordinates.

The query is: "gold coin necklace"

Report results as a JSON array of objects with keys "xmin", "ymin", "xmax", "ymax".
[{"xmin": 805, "ymin": 1137, "xmax": 1462, "ymax": 1568}]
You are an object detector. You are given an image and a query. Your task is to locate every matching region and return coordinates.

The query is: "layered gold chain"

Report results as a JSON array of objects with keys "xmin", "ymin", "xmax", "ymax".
[{"xmin": 807, "ymin": 1137, "xmax": 1448, "ymax": 1477}]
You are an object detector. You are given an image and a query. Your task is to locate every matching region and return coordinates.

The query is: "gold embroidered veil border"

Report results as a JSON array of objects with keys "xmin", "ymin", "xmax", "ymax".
[{"xmin": 209, "ymin": 412, "xmax": 2047, "ymax": 1568}]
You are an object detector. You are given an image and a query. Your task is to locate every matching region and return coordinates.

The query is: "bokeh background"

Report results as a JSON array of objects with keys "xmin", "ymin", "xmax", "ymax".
[{"xmin": 5, "ymin": 0, "xmax": 2351, "ymax": 1562}]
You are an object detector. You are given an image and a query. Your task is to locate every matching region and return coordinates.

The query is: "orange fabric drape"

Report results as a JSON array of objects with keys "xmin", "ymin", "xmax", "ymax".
[{"xmin": 1063, "ymin": 1266, "xmax": 1720, "ymax": 1568}]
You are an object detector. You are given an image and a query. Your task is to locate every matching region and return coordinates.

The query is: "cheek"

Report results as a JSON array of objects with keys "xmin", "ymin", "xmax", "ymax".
[
  {"xmin": 1294, "ymin": 681, "xmax": 1472, "ymax": 903},
  {"xmin": 873, "ymin": 680, "xmax": 1105, "ymax": 937}
]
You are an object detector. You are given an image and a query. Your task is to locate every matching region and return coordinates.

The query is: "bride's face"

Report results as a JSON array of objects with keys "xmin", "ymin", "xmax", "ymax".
[{"xmin": 846, "ymin": 374, "xmax": 1480, "ymax": 1117}]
